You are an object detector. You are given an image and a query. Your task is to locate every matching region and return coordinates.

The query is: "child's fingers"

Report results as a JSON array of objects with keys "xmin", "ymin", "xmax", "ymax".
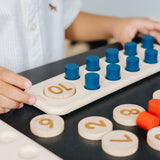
[
  {"xmin": 138, "ymin": 28, "xmax": 150, "ymax": 36},
  {"xmin": 120, "ymin": 34, "xmax": 132, "ymax": 47},
  {"xmin": 0, "ymin": 94, "xmax": 22, "ymax": 109},
  {"xmin": 0, "ymin": 81, "xmax": 36, "ymax": 105},
  {"xmin": 0, "ymin": 66, "xmax": 32, "ymax": 90},
  {"xmin": 149, "ymin": 30, "xmax": 160, "ymax": 44},
  {"xmin": 0, "ymin": 107, "xmax": 10, "ymax": 114},
  {"xmin": 136, "ymin": 19, "xmax": 160, "ymax": 31},
  {"xmin": 149, "ymin": 20, "xmax": 160, "ymax": 31}
]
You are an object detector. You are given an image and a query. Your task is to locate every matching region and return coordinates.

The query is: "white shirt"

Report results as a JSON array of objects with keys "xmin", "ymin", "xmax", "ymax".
[{"xmin": 0, "ymin": 0, "xmax": 81, "ymax": 73}]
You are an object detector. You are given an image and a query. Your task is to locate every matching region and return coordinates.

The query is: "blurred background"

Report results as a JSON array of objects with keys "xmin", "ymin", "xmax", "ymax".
[{"xmin": 65, "ymin": 0, "xmax": 160, "ymax": 57}]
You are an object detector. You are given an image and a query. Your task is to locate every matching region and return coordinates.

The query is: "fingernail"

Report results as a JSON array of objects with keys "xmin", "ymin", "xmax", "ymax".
[
  {"xmin": 25, "ymin": 81, "xmax": 32, "ymax": 89},
  {"xmin": 5, "ymin": 109, "xmax": 11, "ymax": 113},
  {"xmin": 19, "ymin": 103, "xmax": 24, "ymax": 109},
  {"xmin": 29, "ymin": 96, "xmax": 36, "ymax": 105}
]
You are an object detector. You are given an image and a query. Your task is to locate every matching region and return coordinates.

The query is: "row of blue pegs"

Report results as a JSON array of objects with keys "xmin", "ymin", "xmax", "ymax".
[{"xmin": 65, "ymin": 35, "xmax": 157, "ymax": 90}]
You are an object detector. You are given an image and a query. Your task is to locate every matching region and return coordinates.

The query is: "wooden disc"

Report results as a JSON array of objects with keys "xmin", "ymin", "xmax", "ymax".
[
  {"xmin": 30, "ymin": 114, "xmax": 64, "ymax": 138},
  {"xmin": 43, "ymin": 82, "xmax": 76, "ymax": 99},
  {"xmin": 147, "ymin": 126, "xmax": 160, "ymax": 151},
  {"xmin": 101, "ymin": 130, "xmax": 139, "ymax": 157},
  {"xmin": 78, "ymin": 116, "xmax": 113, "ymax": 140},
  {"xmin": 153, "ymin": 90, "xmax": 160, "ymax": 99},
  {"xmin": 113, "ymin": 104, "xmax": 145, "ymax": 126}
]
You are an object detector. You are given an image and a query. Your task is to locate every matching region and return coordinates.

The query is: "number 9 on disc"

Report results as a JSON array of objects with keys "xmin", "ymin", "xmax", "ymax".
[{"xmin": 30, "ymin": 114, "xmax": 64, "ymax": 138}]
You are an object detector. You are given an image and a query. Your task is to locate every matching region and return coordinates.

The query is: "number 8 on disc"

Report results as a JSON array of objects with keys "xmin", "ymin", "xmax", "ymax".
[
  {"xmin": 78, "ymin": 116, "xmax": 113, "ymax": 140},
  {"xmin": 113, "ymin": 104, "xmax": 145, "ymax": 126},
  {"xmin": 30, "ymin": 114, "xmax": 64, "ymax": 138}
]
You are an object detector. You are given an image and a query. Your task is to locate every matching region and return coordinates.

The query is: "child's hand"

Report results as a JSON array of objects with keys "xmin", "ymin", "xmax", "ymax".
[
  {"xmin": 66, "ymin": 12, "xmax": 160, "ymax": 47},
  {"xmin": 112, "ymin": 17, "xmax": 160, "ymax": 46},
  {"xmin": 0, "ymin": 66, "xmax": 36, "ymax": 114}
]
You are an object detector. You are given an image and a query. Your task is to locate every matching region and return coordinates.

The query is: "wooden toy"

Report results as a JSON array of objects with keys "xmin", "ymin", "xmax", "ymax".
[
  {"xmin": 148, "ymin": 99, "xmax": 160, "ymax": 120},
  {"xmin": 113, "ymin": 104, "xmax": 145, "ymax": 126},
  {"xmin": 136, "ymin": 111, "xmax": 159, "ymax": 131},
  {"xmin": 153, "ymin": 89, "xmax": 160, "ymax": 99},
  {"xmin": 147, "ymin": 126, "xmax": 160, "ymax": 151},
  {"xmin": 0, "ymin": 120, "xmax": 62, "ymax": 160},
  {"xmin": 30, "ymin": 114, "xmax": 64, "ymax": 138},
  {"xmin": 44, "ymin": 82, "xmax": 76, "ymax": 99},
  {"xmin": 78, "ymin": 116, "xmax": 113, "ymax": 140},
  {"xmin": 26, "ymin": 38, "xmax": 160, "ymax": 115},
  {"xmin": 101, "ymin": 130, "xmax": 139, "ymax": 157}
]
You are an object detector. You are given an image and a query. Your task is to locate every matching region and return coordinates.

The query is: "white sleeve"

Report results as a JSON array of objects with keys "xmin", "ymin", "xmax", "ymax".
[{"xmin": 63, "ymin": 0, "xmax": 82, "ymax": 29}]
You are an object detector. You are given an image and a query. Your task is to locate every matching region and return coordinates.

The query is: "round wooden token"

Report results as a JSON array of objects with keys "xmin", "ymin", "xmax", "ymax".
[
  {"xmin": 43, "ymin": 82, "xmax": 76, "ymax": 99},
  {"xmin": 147, "ymin": 126, "xmax": 160, "ymax": 151},
  {"xmin": 78, "ymin": 116, "xmax": 113, "ymax": 140},
  {"xmin": 113, "ymin": 104, "xmax": 145, "ymax": 126},
  {"xmin": 30, "ymin": 114, "xmax": 64, "ymax": 138},
  {"xmin": 153, "ymin": 90, "xmax": 160, "ymax": 99},
  {"xmin": 101, "ymin": 130, "xmax": 139, "ymax": 157}
]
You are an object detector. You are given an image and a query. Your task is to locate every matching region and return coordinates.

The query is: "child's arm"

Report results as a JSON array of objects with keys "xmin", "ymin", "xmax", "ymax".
[
  {"xmin": 65, "ymin": 12, "xmax": 160, "ymax": 46},
  {"xmin": 0, "ymin": 67, "xmax": 36, "ymax": 114}
]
